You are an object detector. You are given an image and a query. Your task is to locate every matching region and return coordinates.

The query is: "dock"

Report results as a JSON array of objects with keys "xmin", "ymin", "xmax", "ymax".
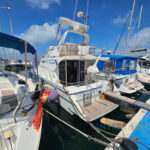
[
  {"xmin": 104, "ymin": 91, "xmax": 150, "ymax": 111},
  {"xmin": 105, "ymin": 99, "xmax": 150, "ymax": 150}
]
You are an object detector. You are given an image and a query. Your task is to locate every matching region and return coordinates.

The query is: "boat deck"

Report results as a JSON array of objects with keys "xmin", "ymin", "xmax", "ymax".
[
  {"xmin": 2, "ymin": 90, "xmax": 18, "ymax": 111},
  {"xmin": 0, "ymin": 77, "xmax": 18, "ymax": 111},
  {"xmin": 82, "ymin": 99, "xmax": 118, "ymax": 122}
]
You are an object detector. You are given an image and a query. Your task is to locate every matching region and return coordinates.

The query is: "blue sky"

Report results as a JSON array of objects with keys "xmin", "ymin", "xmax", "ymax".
[{"xmin": 0, "ymin": 0, "xmax": 149, "ymax": 58}]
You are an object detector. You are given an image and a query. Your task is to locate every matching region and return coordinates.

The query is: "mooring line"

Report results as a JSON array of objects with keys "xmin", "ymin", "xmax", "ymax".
[{"xmin": 43, "ymin": 108, "xmax": 112, "ymax": 148}]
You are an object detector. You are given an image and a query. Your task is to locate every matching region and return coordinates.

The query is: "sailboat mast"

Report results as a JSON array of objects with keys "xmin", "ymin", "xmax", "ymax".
[
  {"xmin": 9, "ymin": 17, "xmax": 16, "ymax": 61},
  {"xmin": 126, "ymin": 0, "xmax": 136, "ymax": 53},
  {"xmin": 135, "ymin": 5, "xmax": 143, "ymax": 49}
]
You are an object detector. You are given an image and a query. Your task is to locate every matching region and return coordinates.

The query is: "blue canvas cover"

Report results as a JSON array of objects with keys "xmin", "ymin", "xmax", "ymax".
[
  {"xmin": 0, "ymin": 32, "xmax": 36, "ymax": 54},
  {"xmin": 96, "ymin": 55, "xmax": 138, "ymax": 75}
]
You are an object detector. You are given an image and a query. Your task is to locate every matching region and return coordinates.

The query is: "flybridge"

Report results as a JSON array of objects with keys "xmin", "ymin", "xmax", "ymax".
[
  {"xmin": 59, "ymin": 17, "xmax": 89, "ymax": 33},
  {"xmin": 58, "ymin": 17, "xmax": 89, "ymax": 45}
]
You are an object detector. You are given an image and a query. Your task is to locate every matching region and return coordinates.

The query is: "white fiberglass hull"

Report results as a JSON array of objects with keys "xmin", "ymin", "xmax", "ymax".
[
  {"xmin": 113, "ymin": 74, "xmax": 144, "ymax": 94},
  {"xmin": 0, "ymin": 73, "xmax": 42, "ymax": 150},
  {"xmin": 0, "ymin": 103, "xmax": 42, "ymax": 150},
  {"xmin": 40, "ymin": 77, "xmax": 118, "ymax": 122},
  {"xmin": 40, "ymin": 77, "xmax": 102, "ymax": 119},
  {"xmin": 137, "ymin": 71, "xmax": 150, "ymax": 85}
]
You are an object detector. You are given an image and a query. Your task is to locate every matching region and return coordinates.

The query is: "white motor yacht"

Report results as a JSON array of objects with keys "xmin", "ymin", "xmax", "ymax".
[{"xmin": 38, "ymin": 17, "xmax": 118, "ymax": 122}]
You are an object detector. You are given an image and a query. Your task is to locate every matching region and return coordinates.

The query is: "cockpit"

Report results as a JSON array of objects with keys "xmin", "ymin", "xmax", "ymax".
[{"xmin": 59, "ymin": 60, "xmax": 85, "ymax": 86}]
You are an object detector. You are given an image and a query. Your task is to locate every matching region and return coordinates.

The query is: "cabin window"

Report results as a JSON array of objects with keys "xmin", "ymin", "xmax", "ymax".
[
  {"xmin": 122, "ymin": 60, "xmax": 126, "ymax": 71},
  {"xmin": 59, "ymin": 60, "xmax": 85, "ymax": 86},
  {"xmin": 103, "ymin": 61, "xmax": 115, "ymax": 72},
  {"xmin": 129, "ymin": 60, "xmax": 136, "ymax": 70}
]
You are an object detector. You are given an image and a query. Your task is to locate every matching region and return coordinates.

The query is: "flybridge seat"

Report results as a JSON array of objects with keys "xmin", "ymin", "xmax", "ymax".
[{"xmin": 60, "ymin": 43, "xmax": 89, "ymax": 56}]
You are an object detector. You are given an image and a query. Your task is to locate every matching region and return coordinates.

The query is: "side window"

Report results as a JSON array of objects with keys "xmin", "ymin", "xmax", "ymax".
[
  {"xmin": 130, "ymin": 60, "xmax": 136, "ymax": 70},
  {"xmin": 104, "ymin": 61, "xmax": 115, "ymax": 72},
  {"xmin": 122, "ymin": 60, "xmax": 126, "ymax": 71}
]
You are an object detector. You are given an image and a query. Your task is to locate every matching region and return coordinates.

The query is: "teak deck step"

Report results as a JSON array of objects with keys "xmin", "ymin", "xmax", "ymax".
[
  {"xmin": 1, "ymin": 90, "xmax": 18, "ymax": 110},
  {"xmin": 82, "ymin": 99, "xmax": 118, "ymax": 122}
]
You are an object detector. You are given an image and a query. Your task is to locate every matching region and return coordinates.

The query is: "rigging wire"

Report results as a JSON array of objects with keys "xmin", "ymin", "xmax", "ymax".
[
  {"xmin": 125, "ymin": 0, "xmax": 136, "ymax": 53},
  {"xmin": 73, "ymin": 0, "xmax": 78, "ymax": 21},
  {"xmin": 130, "ymin": 13, "xmax": 139, "ymax": 35},
  {"xmin": 113, "ymin": 11, "xmax": 131, "ymax": 55},
  {"xmin": 135, "ymin": 5, "xmax": 143, "ymax": 49},
  {"xmin": 86, "ymin": 0, "xmax": 89, "ymax": 25}
]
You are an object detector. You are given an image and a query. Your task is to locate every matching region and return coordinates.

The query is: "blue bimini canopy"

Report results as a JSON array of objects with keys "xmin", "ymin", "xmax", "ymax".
[
  {"xmin": 96, "ymin": 55, "xmax": 138, "ymax": 75},
  {"xmin": 0, "ymin": 32, "xmax": 36, "ymax": 54}
]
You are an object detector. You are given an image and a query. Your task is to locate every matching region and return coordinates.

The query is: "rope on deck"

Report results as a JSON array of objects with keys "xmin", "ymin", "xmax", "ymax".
[{"xmin": 43, "ymin": 108, "xmax": 113, "ymax": 148}]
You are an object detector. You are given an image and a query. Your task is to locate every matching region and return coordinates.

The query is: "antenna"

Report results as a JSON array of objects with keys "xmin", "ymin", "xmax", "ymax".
[{"xmin": 77, "ymin": 11, "xmax": 85, "ymax": 43}]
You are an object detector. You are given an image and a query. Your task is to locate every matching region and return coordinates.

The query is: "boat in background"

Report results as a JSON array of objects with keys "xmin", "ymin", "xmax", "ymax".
[
  {"xmin": 0, "ymin": 71, "xmax": 42, "ymax": 150},
  {"xmin": 38, "ymin": 17, "xmax": 118, "ymax": 122},
  {"xmin": 5, "ymin": 59, "xmax": 32, "ymax": 71},
  {"xmin": 95, "ymin": 55, "xmax": 144, "ymax": 94},
  {"xmin": 0, "ymin": 31, "xmax": 42, "ymax": 150},
  {"xmin": 130, "ymin": 50, "xmax": 150, "ymax": 85},
  {"xmin": 137, "ymin": 55, "xmax": 150, "ymax": 85}
]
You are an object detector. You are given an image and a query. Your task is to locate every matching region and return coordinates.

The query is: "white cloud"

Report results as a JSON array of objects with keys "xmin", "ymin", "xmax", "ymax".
[
  {"xmin": 18, "ymin": 23, "xmax": 58, "ymax": 45},
  {"xmin": 129, "ymin": 27, "xmax": 150, "ymax": 48},
  {"xmin": 25, "ymin": 0, "xmax": 60, "ymax": 9},
  {"xmin": 113, "ymin": 12, "xmax": 129, "ymax": 24}
]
